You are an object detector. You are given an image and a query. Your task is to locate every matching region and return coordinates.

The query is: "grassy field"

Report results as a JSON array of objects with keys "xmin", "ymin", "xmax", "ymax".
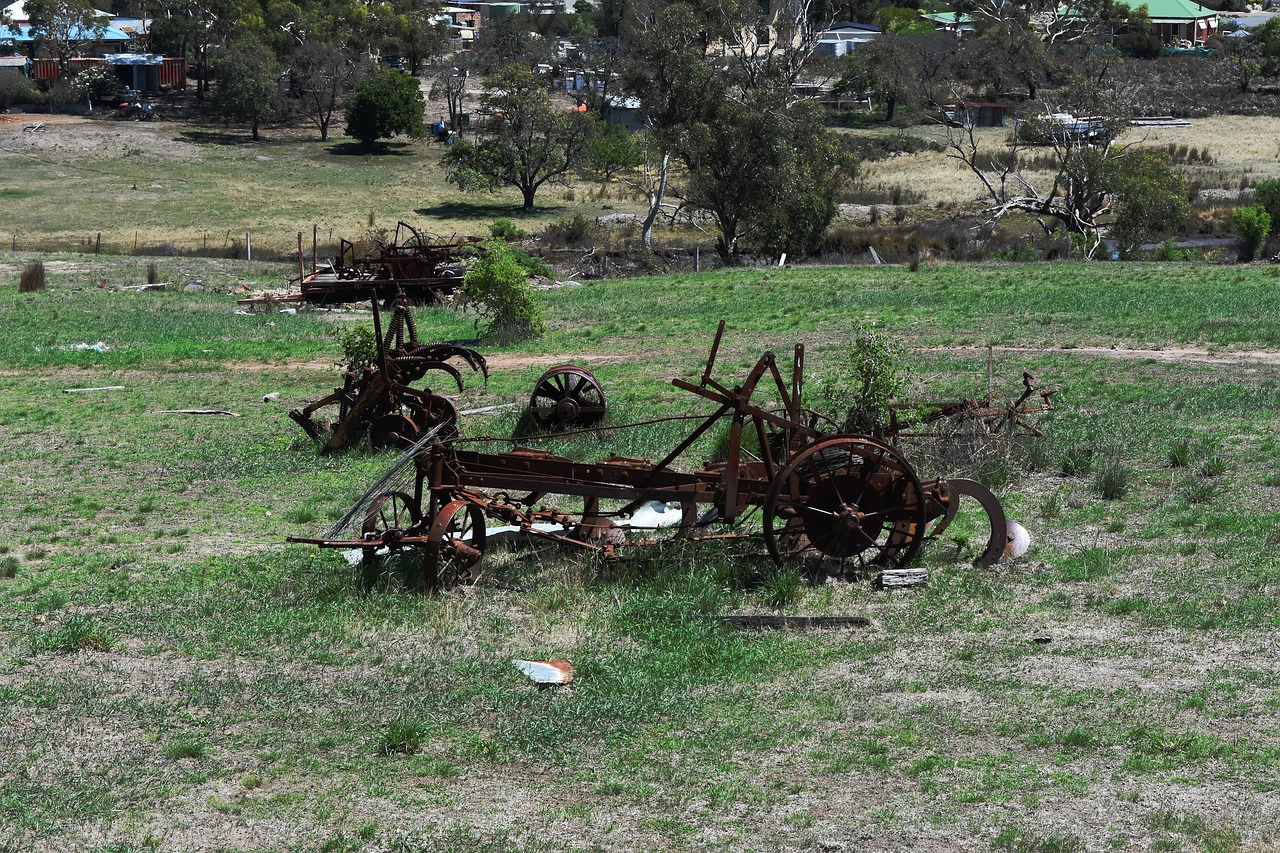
[
  {"xmin": 3, "ymin": 253, "xmax": 1280, "ymax": 851},
  {"xmin": 6, "ymin": 112, "xmax": 1280, "ymax": 258}
]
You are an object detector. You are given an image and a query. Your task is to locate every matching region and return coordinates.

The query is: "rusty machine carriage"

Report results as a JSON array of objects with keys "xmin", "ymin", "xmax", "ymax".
[{"xmin": 291, "ymin": 323, "xmax": 1017, "ymax": 589}]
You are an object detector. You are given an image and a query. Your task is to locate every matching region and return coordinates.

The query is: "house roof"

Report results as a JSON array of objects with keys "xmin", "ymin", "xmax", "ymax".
[
  {"xmin": 1138, "ymin": 0, "xmax": 1217, "ymax": 20},
  {"xmin": 0, "ymin": 22, "xmax": 131, "ymax": 42}
]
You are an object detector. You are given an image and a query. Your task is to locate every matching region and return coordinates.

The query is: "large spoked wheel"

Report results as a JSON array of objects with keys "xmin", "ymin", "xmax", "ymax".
[
  {"xmin": 425, "ymin": 499, "xmax": 487, "ymax": 588},
  {"xmin": 529, "ymin": 365, "xmax": 606, "ymax": 430},
  {"xmin": 360, "ymin": 491, "xmax": 422, "ymax": 587},
  {"xmin": 763, "ymin": 436, "xmax": 928, "ymax": 569}
]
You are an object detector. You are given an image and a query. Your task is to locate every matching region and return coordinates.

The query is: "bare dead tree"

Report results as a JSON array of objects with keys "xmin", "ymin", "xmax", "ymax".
[
  {"xmin": 945, "ymin": 74, "xmax": 1138, "ymax": 259},
  {"xmin": 616, "ymin": 136, "xmax": 674, "ymax": 249},
  {"xmin": 716, "ymin": 0, "xmax": 831, "ymax": 102}
]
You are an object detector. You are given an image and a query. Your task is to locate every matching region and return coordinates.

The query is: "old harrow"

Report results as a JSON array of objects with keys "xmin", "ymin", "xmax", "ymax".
[
  {"xmin": 289, "ymin": 296, "xmax": 487, "ymax": 454},
  {"xmin": 291, "ymin": 323, "xmax": 1016, "ymax": 589}
]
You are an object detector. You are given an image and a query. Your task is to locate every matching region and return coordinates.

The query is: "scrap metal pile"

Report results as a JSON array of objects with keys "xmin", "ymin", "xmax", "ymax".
[
  {"xmin": 299, "ymin": 221, "xmax": 480, "ymax": 306},
  {"xmin": 291, "ymin": 322, "xmax": 1026, "ymax": 590}
]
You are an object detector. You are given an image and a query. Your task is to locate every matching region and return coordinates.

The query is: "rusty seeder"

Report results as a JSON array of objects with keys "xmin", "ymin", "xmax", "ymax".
[{"xmin": 290, "ymin": 323, "xmax": 1016, "ymax": 589}]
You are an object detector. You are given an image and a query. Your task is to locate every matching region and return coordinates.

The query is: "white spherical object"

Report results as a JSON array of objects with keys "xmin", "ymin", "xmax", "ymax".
[{"xmin": 1004, "ymin": 520, "xmax": 1031, "ymax": 561}]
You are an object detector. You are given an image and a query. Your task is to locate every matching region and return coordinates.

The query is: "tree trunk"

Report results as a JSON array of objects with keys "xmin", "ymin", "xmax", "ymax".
[
  {"xmin": 251, "ymin": 120, "xmax": 260, "ymax": 141},
  {"xmin": 640, "ymin": 152, "xmax": 670, "ymax": 250},
  {"xmin": 885, "ymin": 94, "xmax": 897, "ymax": 123},
  {"xmin": 521, "ymin": 185, "xmax": 537, "ymax": 211}
]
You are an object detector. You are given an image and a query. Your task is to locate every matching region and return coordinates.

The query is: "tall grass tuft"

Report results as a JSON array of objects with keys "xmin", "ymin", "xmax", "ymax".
[
  {"xmin": 19, "ymin": 259, "xmax": 46, "ymax": 292},
  {"xmin": 1092, "ymin": 455, "xmax": 1132, "ymax": 500},
  {"xmin": 1166, "ymin": 437, "xmax": 1193, "ymax": 468}
]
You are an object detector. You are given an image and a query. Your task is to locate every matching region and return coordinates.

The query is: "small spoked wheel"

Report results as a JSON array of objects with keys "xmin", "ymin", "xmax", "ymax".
[
  {"xmin": 529, "ymin": 365, "xmax": 606, "ymax": 430},
  {"xmin": 763, "ymin": 436, "xmax": 927, "ymax": 569},
  {"xmin": 360, "ymin": 491, "xmax": 422, "ymax": 587},
  {"xmin": 426, "ymin": 499, "xmax": 487, "ymax": 588}
]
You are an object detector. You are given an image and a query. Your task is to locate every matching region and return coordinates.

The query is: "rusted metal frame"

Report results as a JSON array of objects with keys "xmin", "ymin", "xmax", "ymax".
[{"xmin": 700, "ymin": 320, "xmax": 727, "ymax": 387}]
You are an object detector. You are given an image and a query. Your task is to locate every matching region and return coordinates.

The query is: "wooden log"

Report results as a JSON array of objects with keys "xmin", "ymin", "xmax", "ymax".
[
  {"xmin": 718, "ymin": 615, "xmax": 872, "ymax": 630},
  {"xmin": 153, "ymin": 410, "xmax": 240, "ymax": 417},
  {"xmin": 876, "ymin": 568, "xmax": 929, "ymax": 590},
  {"xmin": 62, "ymin": 386, "xmax": 125, "ymax": 394}
]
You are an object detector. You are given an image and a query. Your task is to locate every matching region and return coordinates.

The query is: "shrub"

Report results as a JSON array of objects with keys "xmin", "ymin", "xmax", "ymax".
[
  {"xmin": 1254, "ymin": 179, "xmax": 1280, "ymax": 235},
  {"xmin": 814, "ymin": 325, "xmax": 907, "ymax": 434},
  {"xmin": 0, "ymin": 73, "xmax": 39, "ymax": 110},
  {"xmin": 18, "ymin": 260, "xmax": 46, "ymax": 293},
  {"xmin": 488, "ymin": 218, "xmax": 527, "ymax": 241},
  {"xmin": 459, "ymin": 239, "xmax": 546, "ymax": 342},
  {"xmin": 1060, "ymin": 442, "xmax": 1094, "ymax": 477},
  {"xmin": 331, "ymin": 323, "xmax": 377, "ymax": 369},
  {"xmin": 541, "ymin": 213, "xmax": 597, "ymax": 249},
  {"xmin": 343, "ymin": 70, "xmax": 425, "ymax": 148},
  {"xmin": 1233, "ymin": 205, "xmax": 1270, "ymax": 261},
  {"xmin": 1166, "ymin": 437, "xmax": 1192, "ymax": 468},
  {"xmin": 164, "ymin": 737, "xmax": 208, "ymax": 760},
  {"xmin": 72, "ymin": 66, "xmax": 120, "ymax": 108}
]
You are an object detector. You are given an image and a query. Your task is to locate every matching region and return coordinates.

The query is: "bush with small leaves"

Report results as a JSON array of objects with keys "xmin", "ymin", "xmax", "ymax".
[
  {"xmin": 459, "ymin": 239, "xmax": 546, "ymax": 343},
  {"xmin": 1233, "ymin": 205, "xmax": 1271, "ymax": 261}
]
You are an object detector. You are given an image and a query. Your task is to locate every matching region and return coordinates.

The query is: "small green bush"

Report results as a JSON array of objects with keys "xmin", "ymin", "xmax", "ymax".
[
  {"xmin": 541, "ymin": 213, "xmax": 598, "ymax": 249},
  {"xmin": 164, "ymin": 737, "xmax": 209, "ymax": 760},
  {"xmin": 1233, "ymin": 205, "xmax": 1271, "ymax": 261},
  {"xmin": 488, "ymin": 218, "xmax": 527, "ymax": 241},
  {"xmin": 459, "ymin": 239, "xmax": 546, "ymax": 342},
  {"xmin": 331, "ymin": 323, "xmax": 377, "ymax": 369},
  {"xmin": 0, "ymin": 556, "xmax": 18, "ymax": 578},
  {"xmin": 814, "ymin": 325, "xmax": 907, "ymax": 434},
  {"xmin": 1060, "ymin": 443, "xmax": 1094, "ymax": 477},
  {"xmin": 1253, "ymin": 178, "xmax": 1280, "ymax": 235},
  {"xmin": 30, "ymin": 616, "xmax": 110, "ymax": 654},
  {"xmin": 378, "ymin": 717, "xmax": 430, "ymax": 755}
]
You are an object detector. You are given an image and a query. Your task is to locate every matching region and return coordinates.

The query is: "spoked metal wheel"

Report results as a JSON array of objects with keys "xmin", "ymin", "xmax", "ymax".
[
  {"xmin": 763, "ymin": 436, "xmax": 928, "ymax": 569},
  {"xmin": 425, "ymin": 499, "xmax": 488, "ymax": 588},
  {"xmin": 359, "ymin": 491, "xmax": 422, "ymax": 587},
  {"xmin": 528, "ymin": 365, "xmax": 606, "ymax": 430}
]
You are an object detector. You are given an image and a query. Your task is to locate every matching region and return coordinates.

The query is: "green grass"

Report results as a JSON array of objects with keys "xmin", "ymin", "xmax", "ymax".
[{"xmin": 3, "ymin": 256, "xmax": 1280, "ymax": 849}]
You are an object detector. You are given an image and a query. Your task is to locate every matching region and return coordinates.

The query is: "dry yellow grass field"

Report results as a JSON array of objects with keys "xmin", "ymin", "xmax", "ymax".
[{"xmin": 854, "ymin": 114, "xmax": 1280, "ymax": 210}]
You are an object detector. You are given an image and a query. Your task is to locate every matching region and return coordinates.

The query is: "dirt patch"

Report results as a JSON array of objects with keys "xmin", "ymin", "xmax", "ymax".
[
  {"xmin": 482, "ymin": 353, "xmax": 626, "ymax": 370},
  {"xmin": 927, "ymin": 344, "xmax": 1280, "ymax": 366},
  {"xmin": 0, "ymin": 115, "xmax": 200, "ymax": 161}
]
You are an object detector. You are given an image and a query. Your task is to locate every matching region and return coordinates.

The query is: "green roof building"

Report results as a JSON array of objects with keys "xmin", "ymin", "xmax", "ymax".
[{"xmin": 1136, "ymin": 0, "xmax": 1219, "ymax": 45}]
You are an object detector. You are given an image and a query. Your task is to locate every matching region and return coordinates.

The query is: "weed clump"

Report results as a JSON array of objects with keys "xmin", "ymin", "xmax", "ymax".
[
  {"xmin": 164, "ymin": 737, "xmax": 209, "ymax": 760},
  {"xmin": 19, "ymin": 259, "xmax": 46, "ymax": 293},
  {"xmin": 0, "ymin": 555, "xmax": 18, "ymax": 578},
  {"xmin": 30, "ymin": 615, "xmax": 110, "ymax": 654},
  {"xmin": 1092, "ymin": 454, "xmax": 1132, "ymax": 500},
  {"xmin": 1166, "ymin": 437, "xmax": 1193, "ymax": 467},
  {"xmin": 378, "ymin": 716, "xmax": 431, "ymax": 756}
]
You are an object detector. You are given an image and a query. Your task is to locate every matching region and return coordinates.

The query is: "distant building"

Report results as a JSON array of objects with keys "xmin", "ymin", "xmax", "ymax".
[
  {"xmin": 815, "ymin": 21, "xmax": 878, "ymax": 58},
  {"xmin": 1140, "ymin": 0, "xmax": 1219, "ymax": 45}
]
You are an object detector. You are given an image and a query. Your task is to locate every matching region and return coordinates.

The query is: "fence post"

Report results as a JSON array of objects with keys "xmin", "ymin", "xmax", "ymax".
[
  {"xmin": 95, "ymin": 232, "xmax": 101, "ymax": 254},
  {"xmin": 694, "ymin": 246, "xmax": 700, "ymax": 272},
  {"xmin": 246, "ymin": 232, "xmax": 252, "ymax": 261}
]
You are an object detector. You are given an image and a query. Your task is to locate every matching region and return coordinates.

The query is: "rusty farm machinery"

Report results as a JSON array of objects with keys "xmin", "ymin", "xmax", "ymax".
[
  {"xmin": 298, "ymin": 221, "xmax": 480, "ymax": 306},
  {"xmin": 289, "ymin": 297, "xmax": 488, "ymax": 454},
  {"xmin": 290, "ymin": 323, "xmax": 1023, "ymax": 590}
]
